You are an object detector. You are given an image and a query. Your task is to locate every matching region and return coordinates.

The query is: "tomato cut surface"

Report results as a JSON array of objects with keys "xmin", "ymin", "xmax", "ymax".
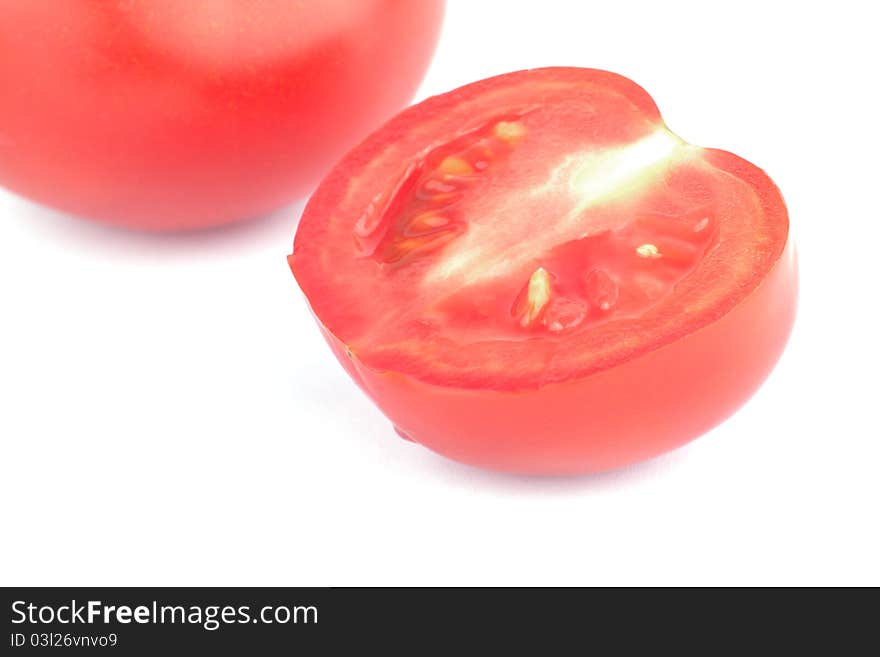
[{"xmin": 290, "ymin": 68, "xmax": 797, "ymax": 474}]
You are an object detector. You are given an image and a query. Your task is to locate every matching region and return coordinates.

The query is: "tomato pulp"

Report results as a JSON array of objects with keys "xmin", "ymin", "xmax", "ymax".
[
  {"xmin": 290, "ymin": 68, "xmax": 797, "ymax": 474},
  {"xmin": 0, "ymin": 0, "xmax": 444, "ymax": 230}
]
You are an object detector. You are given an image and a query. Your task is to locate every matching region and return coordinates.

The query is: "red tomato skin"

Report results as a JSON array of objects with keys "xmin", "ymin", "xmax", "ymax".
[
  {"xmin": 0, "ymin": 1, "xmax": 444, "ymax": 230},
  {"xmin": 313, "ymin": 151, "xmax": 797, "ymax": 475}
]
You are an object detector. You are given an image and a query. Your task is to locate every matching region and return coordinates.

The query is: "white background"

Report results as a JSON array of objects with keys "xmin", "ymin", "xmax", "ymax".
[{"xmin": 2, "ymin": 1, "xmax": 878, "ymax": 586}]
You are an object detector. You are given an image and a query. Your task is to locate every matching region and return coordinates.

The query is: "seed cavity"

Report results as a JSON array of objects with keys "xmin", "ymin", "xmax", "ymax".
[
  {"xmin": 545, "ymin": 297, "xmax": 587, "ymax": 332},
  {"xmin": 421, "ymin": 179, "xmax": 458, "ymax": 195},
  {"xmin": 584, "ymin": 269, "xmax": 619, "ymax": 311},
  {"xmin": 353, "ymin": 161, "xmax": 424, "ymax": 255},
  {"xmin": 636, "ymin": 243, "xmax": 661, "ymax": 259},
  {"xmin": 356, "ymin": 111, "xmax": 532, "ymax": 266},
  {"xmin": 634, "ymin": 273, "xmax": 667, "ymax": 300},
  {"xmin": 380, "ymin": 229, "xmax": 460, "ymax": 263}
]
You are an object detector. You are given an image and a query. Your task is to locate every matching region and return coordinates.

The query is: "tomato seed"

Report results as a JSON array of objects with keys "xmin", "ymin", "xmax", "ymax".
[
  {"xmin": 636, "ymin": 243, "xmax": 661, "ymax": 259},
  {"xmin": 518, "ymin": 267, "xmax": 552, "ymax": 327},
  {"xmin": 406, "ymin": 213, "xmax": 450, "ymax": 234},
  {"xmin": 439, "ymin": 156, "xmax": 474, "ymax": 176},
  {"xmin": 494, "ymin": 121, "xmax": 526, "ymax": 142}
]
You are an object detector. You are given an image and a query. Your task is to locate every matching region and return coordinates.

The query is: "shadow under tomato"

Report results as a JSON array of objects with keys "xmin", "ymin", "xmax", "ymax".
[
  {"xmin": 405, "ymin": 435, "xmax": 695, "ymax": 493},
  {"xmin": 2, "ymin": 189, "xmax": 306, "ymax": 259}
]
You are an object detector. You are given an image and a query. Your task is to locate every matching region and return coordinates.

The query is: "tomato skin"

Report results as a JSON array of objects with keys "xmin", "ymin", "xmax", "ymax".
[
  {"xmin": 323, "ymin": 236, "xmax": 796, "ymax": 475},
  {"xmin": 306, "ymin": 147, "xmax": 796, "ymax": 474},
  {"xmin": 0, "ymin": 0, "xmax": 444, "ymax": 230}
]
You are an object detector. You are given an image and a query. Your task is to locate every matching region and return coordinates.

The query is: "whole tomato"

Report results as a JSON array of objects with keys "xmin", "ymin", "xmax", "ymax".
[{"xmin": 0, "ymin": 1, "xmax": 445, "ymax": 230}]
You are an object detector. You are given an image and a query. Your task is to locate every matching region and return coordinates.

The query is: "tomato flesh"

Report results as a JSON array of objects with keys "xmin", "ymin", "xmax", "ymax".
[{"xmin": 291, "ymin": 68, "xmax": 796, "ymax": 473}]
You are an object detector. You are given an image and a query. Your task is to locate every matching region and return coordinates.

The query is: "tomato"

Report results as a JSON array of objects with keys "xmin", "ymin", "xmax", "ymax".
[
  {"xmin": 290, "ymin": 67, "xmax": 797, "ymax": 474},
  {"xmin": 0, "ymin": 1, "xmax": 444, "ymax": 230}
]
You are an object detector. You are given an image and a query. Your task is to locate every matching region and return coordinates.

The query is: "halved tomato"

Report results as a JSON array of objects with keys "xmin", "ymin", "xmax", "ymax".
[{"xmin": 290, "ymin": 68, "xmax": 797, "ymax": 474}]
